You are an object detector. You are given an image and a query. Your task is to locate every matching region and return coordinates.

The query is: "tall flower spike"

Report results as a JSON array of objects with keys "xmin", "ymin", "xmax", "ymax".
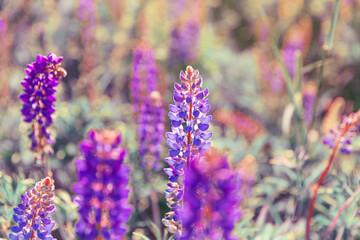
[
  {"xmin": 9, "ymin": 177, "xmax": 56, "ymax": 240},
  {"xmin": 72, "ymin": 129, "xmax": 132, "ymax": 239},
  {"xmin": 131, "ymin": 42, "xmax": 165, "ymax": 170},
  {"xmin": 162, "ymin": 66, "xmax": 212, "ymax": 238},
  {"xmin": 19, "ymin": 53, "xmax": 67, "ymax": 162},
  {"xmin": 180, "ymin": 150, "xmax": 242, "ymax": 240}
]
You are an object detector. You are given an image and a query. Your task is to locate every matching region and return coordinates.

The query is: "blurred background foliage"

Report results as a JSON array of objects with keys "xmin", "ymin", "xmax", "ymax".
[{"xmin": 1, "ymin": 0, "xmax": 360, "ymax": 239}]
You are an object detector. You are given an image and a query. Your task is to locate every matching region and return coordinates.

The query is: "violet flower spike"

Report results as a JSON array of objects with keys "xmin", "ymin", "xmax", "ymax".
[
  {"xmin": 19, "ymin": 53, "xmax": 67, "ymax": 162},
  {"xmin": 9, "ymin": 177, "xmax": 56, "ymax": 240},
  {"xmin": 181, "ymin": 152, "xmax": 242, "ymax": 240},
  {"xmin": 169, "ymin": 19, "xmax": 200, "ymax": 67},
  {"xmin": 162, "ymin": 66, "xmax": 212, "ymax": 238},
  {"xmin": 131, "ymin": 43, "xmax": 165, "ymax": 170},
  {"xmin": 72, "ymin": 129, "xmax": 132, "ymax": 240}
]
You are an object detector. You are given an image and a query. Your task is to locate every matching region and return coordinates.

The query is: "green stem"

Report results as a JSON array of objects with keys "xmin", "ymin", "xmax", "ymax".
[{"xmin": 310, "ymin": 0, "xmax": 342, "ymax": 129}]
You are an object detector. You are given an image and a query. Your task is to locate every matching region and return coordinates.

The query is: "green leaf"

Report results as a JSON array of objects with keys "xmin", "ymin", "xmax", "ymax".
[
  {"xmin": 150, "ymin": 222, "xmax": 162, "ymax": 240},
  {"xmin": 249, "ymin": 134, "xmax": 268, "ymax": 156},
  {"xmin": 133, "ymin": 232, "xmax": 151, "ymax": 240},
  {"xmin": 234, "ymin": 215, "xmax": 253, "ymax": 233}
]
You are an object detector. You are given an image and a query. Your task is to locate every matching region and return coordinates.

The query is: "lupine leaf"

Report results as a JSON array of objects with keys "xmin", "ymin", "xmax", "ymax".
[
  {"xmin": 149, "ymin": 222, "xmax": 162, "ymax": 240},
  {"xmin": 133, "ymin": 232, "xmax": 151, "ymax": 240}
]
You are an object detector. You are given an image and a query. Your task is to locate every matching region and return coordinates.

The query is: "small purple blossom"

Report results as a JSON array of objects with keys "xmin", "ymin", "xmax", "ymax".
[
  {"xmin": 9, "ymin": 177, "xmax": 56, "ymax": 240},
  {"xmin": 323, "ymin": 111, "xmax": 360, "ymax": 154},
  {"xmin": 19, "ymin": 53, "xmax": 67, "ymax": 161},
  {"xmin": 72, "ymin": 129, "xmax": 132, "ymax": 239},
  {"xmin": 131, "ymin": 42, "xmax": 165, "ymax": 169},
  {"xmin": 163, "ymin": 66, "xmax": 212, "ymax": 238}
]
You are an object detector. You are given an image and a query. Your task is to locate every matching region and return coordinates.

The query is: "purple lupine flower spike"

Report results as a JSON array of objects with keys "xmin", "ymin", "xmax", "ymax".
[
  {"xmin": 131, "ymin": 41, "xmax": 165, "ymax": 170},
  {"xmin": 163, "ymin": 66, "xmax": 212, "ymax": 238},
  {"xmin": 181, "ymin": 150, "xmax": 242, "ymax": 240},
  {"xmin": 72, "ymin": 129, "xmax": 132, "ymax": 239},
  {"xmin": 169, "ymin": 20, "xmax": 200, "ymax": 68},
  {"xmin": 323, "ymin": 111, "xmax": 360, "ymax": 154},
  {"xmin": 9, "ymin": 177, "xmax": 56, "ymax": 240},
  {"xmin": 19, "ymin": 53, "xmax": 67, "ymax": 162}
]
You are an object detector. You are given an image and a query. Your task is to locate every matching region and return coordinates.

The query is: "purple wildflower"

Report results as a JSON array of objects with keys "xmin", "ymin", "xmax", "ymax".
[
  {"xmin": 323, "ymin": 111, "xmax": 360, "ymax": 154},
  {"xmin": 131, "ymin": 42, "xmax": 165, "ymax": 169},
  {"xmin": 180, "ymin": 150, "xmax": 242, "ymax": 240},
  {"xmin": 72, "ymin": 129, "xmax": 132, "ymax": 239},
  {"xmin": 281, "ymin": 38, "xmax": 305, "ymax": 78},
  {"xmin": 302, "ymin": 81, "xmax": 317, "ymax": 123},
  {"xmin": 77, "ymin": 0, "xmax": 99, "ymax": 99},
  {"xmin": 9, "ymin": 177, "xmax": 56, "ymax": 240},
  {"xmin": 163, "ymin": 66, "xmax": 212, "ymax": 237},
  {"xmin": 19, "ymin": 53, "xmax": 67, "ymax": 162},
  {"xmin": 169, "ymin": 19, "xmax": 200, "ymax": 67}
]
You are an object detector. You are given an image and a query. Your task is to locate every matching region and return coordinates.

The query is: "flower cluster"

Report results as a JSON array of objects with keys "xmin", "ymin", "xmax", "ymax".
[
  {"xmin": 131, "ymin": 42, "xmax": 164, "ymax": 169},
  {"xmin": 323, "ymin": 111, "xmax": 360, "ymax": 154},
  {"xmin": 180, "ymin": 150, "xmax": 242, "ymax": 240},
  {"xmin": 19, "ymin": 53, "xmax": 67, "ymax": 162},
  {"xmin": 163, "ymin": 66, "xmax": 212, "ymax": 237},
  {"xmin": 9, "ymin": 177, "xmax": 56, "ymax": 240},
  {"xmin": 72, "ymin": 129, "xmax": 132, "ymax": 239}
]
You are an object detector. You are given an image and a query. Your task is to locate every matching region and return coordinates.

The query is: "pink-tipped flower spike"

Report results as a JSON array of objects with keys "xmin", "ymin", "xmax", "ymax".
[
  {"xmin": 19, "ymin": 53, "xmax": 67, "ymax": 162},
  {"xmin": 9, "ymin": 177, "xmax": 56, "ymax": 240},
  {"xmin": 162, "ymin": 66, "xmax": 212, "ymax": 238},
  {"xmin": 72, "ymin": 129, "xmax": 132, "ymax": 239}
]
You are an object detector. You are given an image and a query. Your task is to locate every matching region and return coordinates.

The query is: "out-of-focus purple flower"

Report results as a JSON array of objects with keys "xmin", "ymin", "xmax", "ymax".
[
  {"xmin": 169, "ymin": 19, "xmax": 200, "ymax": 67},
  {"xmin": 131, "ymin": 42, "xmax": 165, "ymax": 169},
  {"xmin": 323, "ymin": 111, "xmax": 360, "ymax": 154},
  {"xmin": 163, "ymin": 66, "xmax": 212, "ymax": 238},
  {"xmin": 0, "ymin": 16, "xmax": 9, "ymax": 65},
  {"xmin": 77, "ymin": 0, "xmax": 97, "ymax": 41},
  {"xmin": 77, "ymin": 0, "xmax": 99, "ymax": 97},
  {"xmin": 19, "ymin": 53, "xmax": 67, "ymax": 161},
  {"xmin": 281, "ymin": 38, "xmax": 305, "ymax": 78},
  {"xmin": 180, "ymin": 150, "xmax": 242, "ymax": 240},
  {"xmin": 9, "ymin": 177, "xmax": 56, "ymax": 240},
  {"xmin": 72, "ymin": 129, "xmax": 132, "ymax": 240},
  {"xmin": 302, "ymin": 81, "xmax": 317, "ymax": 123}
]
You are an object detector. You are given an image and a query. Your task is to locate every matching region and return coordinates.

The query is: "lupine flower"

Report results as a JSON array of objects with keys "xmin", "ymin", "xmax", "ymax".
[
  {"xmin": 19, "ymin": 53, "xmax": 67, "ymax": 162},
  {"xmin": 0, "ymin": 15, "xmax": 12, "ymax": 107},
  {"xmin": 72, "ymin": 129, "xmax": 132, "ymax": 239},
  {"xmin": 180, "ymin": 150, "xmax": 242, "ymax": 240},
  {"xmin": 77, "ymin": 0, "xmax": 97, "ymax": 71},
  {"xmin": 302, "ymin": 81, "xmax": 317, "ymax": 124},
  {"xmin": 77, "ymin": 0, "xmax": 99, "ymax": 99},
  {"xmin": 162, "ymin": 66, "xmax": 212, "ymax": 238},
  {"xmin": 9, "ymin": 177, "xmax": 56, "ymax": 240},
  {"xmin": 131, "ymin": 42, "xmax": 165, "ymax": 169},
  {"xmin": 323, "ymin": 111, "xmax": 360, "ymax": 154},
  {"xmin": 169, "ymin": 19, "xmax": 200, "ymax": 68},
  {"xmin": 281, "ymin": 16, "xmax": 312, "ymax": 79}
]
